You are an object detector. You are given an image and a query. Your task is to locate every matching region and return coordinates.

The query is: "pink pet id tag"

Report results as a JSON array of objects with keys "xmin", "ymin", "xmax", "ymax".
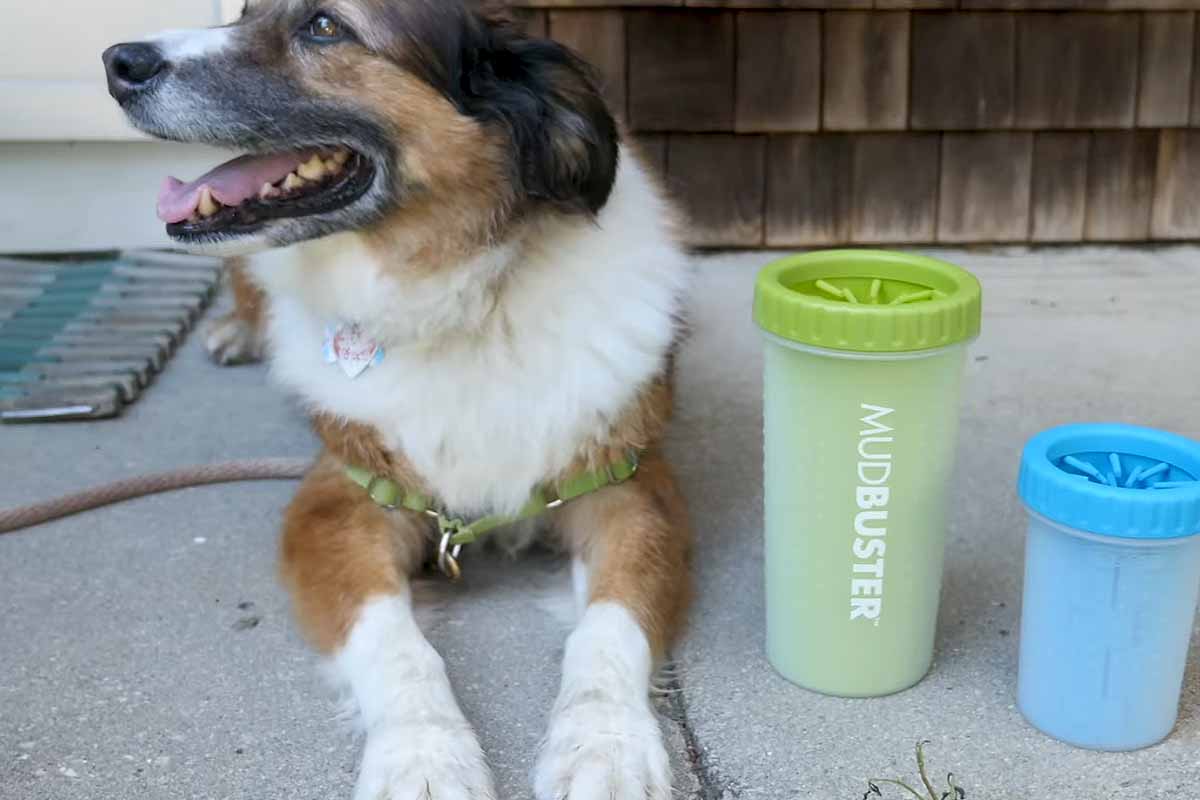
[{"xmin": 323, "ymin": 323, "xmax": 384, "ymax": 379}]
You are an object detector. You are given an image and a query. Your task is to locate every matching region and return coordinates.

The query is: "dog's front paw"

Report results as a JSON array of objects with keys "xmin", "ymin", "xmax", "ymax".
[
  {"xmin": 354, "ymin": 720, "xmax": 497, "ymax": 800},
  {"xmin": 205, "ymin": 313, "xmax": 264, "ymax": 366},
  {"xmin": 534, "ymin": 698, "xmax": 671, "ymax": 800}
]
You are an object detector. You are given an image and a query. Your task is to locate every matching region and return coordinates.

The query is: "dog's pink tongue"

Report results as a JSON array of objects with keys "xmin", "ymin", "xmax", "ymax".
[{"xmin": 156, "ymin": 151, "xmax": 310, "ymax": 223}]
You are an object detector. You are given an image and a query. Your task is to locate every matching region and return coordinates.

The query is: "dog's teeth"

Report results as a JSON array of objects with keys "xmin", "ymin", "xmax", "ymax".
[
  {"xmin": 259, "ymin": 182, "xmax": 279, "ymax": 199},
  {"xmin": 197, "ymin": 186, "xmax": 220, "ymax": 217},
  {"xmin": 332, "ymin": 150, "xmax": 350, "ymax": 166},
  {"xmin": 282, "ymin": 173, "xmax": 307, "ymax": 192},
  {"xmin": 325, "ymin": 158, "xmax": 342, "ymax": 174},
  {"xmin": 298, "ymin": 154, "xmax": 327, "ymax": 181}
]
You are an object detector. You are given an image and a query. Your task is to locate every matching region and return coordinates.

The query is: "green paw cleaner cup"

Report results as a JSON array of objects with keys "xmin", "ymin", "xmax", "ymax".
[{"xmin": 754, "ymin": 250, "xmax": 982, "ymax": 697}]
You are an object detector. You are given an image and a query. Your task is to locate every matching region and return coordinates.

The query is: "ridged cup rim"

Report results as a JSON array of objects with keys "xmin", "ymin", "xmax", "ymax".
[{"xmin": 753, "ymin": 250, "xmax": 983, "ymax": 353}]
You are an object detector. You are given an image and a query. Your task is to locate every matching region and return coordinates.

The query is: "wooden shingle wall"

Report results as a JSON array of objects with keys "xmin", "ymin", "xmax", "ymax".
[{"xmin": 514, "ymin": 3, "xmax": 1200, "ymax": 247}]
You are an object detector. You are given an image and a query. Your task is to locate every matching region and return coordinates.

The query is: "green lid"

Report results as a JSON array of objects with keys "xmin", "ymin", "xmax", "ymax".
[{"xmin": 754, "ymin": 250, "xmax": 982, "ymax": 353}]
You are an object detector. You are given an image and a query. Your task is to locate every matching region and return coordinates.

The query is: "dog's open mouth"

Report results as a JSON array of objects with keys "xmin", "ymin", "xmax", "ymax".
[{"xmin": 159, "ymin": 147, "xmax": 375, "ymax": 239}]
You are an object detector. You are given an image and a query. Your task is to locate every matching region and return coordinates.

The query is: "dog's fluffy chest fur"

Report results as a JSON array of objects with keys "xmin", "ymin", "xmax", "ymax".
[{"xmin": 252, "ymin": 153, "xmax": 686, "ymax": 515}]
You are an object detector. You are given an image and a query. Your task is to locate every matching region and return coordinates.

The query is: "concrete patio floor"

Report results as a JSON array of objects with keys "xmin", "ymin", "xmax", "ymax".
[{"xmin": 2, "ymin": 246, "xmax": 1199, "ymax": 800}]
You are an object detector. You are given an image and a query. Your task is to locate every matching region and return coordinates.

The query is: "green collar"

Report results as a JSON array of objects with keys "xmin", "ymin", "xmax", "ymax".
[{"xmin": 345, "ymin": 450, "xmax": 641, "ymax": 578}]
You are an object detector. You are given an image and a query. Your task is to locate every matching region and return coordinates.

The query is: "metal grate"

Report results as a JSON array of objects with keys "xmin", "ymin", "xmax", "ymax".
[{"xmin": 0, "ymin": 251, "xmax": 220, "ymax": 423}]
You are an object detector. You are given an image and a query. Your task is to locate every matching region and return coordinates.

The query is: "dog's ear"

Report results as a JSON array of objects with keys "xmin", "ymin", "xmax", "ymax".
[{"xmin": 460, "ymin": 18, "xmax": 620, "ymax": 215}]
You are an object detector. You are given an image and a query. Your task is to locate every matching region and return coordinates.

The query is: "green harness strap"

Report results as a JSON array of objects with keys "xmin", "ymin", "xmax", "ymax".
[{"xmin": 345, "ymin": 450, "xmax": 641, "ymax": 548}]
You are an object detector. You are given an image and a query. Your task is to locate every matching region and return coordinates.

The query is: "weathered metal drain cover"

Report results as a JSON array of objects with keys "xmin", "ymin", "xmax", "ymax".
[{"xmin": 0, "ymin": 251, "xmax": 220, "ymax": 422}]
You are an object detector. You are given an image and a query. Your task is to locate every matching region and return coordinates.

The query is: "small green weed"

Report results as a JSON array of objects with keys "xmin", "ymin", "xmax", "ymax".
[{"xmin": 863, "ymin": 741, "xmax": 965, "ymax": 800}]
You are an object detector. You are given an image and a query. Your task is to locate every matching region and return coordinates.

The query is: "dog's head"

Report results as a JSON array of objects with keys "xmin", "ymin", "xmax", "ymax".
[{"xmin": 103, "ymin": 0, "xmax": 618, "ymax": 253}]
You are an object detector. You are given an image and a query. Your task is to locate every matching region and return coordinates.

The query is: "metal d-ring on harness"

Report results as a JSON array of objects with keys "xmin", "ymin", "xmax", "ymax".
[
  {"xmin": 347, "ymin": 451, "xmax": 642, "ymax": 580},
  {"xmin": 433, "ymin": 517, "xmax": 467, "ymax": 581}
]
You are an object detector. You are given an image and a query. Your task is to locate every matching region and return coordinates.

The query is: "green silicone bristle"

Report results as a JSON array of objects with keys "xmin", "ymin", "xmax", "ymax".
[{"xmin": 803, "ymin": 277, "xmax": 945, "ymax": 307}]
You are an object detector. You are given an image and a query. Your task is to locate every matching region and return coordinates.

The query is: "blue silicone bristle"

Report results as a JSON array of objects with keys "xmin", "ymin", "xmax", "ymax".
[
  {"xmin": 1064, "ymin": 455, "xmax": 1105, "ymax": 483},
  {"xmin": 1124, "ymin": 466, "xmax": 1144, "ymax": 488},
  {"xmin": 1060, "ymin": 452, "xmax": 1196, "ymax": 490},
  {"xmin": 1139, "ymin": 463, "xmax": 1170, "ymax": 483}
]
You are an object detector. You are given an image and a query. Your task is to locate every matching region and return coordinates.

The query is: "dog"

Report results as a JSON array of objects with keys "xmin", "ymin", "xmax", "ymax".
[{"xmin": 103, "ymin": 2, "xmax": 692, "ymax": 798}]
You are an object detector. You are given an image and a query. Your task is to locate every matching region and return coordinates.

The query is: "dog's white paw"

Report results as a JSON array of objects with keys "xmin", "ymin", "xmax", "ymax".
[
  {"xmin": 534, "ymin": 698, "xmax": 671, "ymax": 800},
  {"xmin": 204, "ymin": 313, "xmax": 264, "ymax": 366},
  {"xmin": 354, "ymin": 721, "xmax": 497, "ymax": 800}
]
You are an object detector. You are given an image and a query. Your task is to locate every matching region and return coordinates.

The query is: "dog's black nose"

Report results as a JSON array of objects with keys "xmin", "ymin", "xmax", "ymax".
[{"xmin": 103, "ymin": 43, "xmax": 167, "ymax": 103}]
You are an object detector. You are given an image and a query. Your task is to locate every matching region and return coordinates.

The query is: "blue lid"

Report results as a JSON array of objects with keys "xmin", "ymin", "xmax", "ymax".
[{"xmin": 1019, "ymin": 423, "xmax": 1200, "ymax": 540}]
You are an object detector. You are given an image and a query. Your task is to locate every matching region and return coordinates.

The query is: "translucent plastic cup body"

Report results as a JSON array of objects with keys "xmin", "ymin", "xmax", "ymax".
[
  {"xmin": 763, "ymin": 335, "xmax": 968, "ymax": 697},
  {"xmin": 1018, "ymin": 510, "xmax": 1200, "ymax": 750}
]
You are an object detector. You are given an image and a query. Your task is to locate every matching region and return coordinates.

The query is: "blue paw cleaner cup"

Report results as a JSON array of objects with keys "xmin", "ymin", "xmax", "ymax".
[{"xmin": 1017, "ymin": 423, "xmax": 1200, "ymax": 750}]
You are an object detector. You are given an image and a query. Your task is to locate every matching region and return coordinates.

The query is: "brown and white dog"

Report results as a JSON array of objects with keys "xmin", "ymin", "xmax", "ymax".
[{"xmin": 103, "ymin": 2, "xmax": 691, "ymax": 798}]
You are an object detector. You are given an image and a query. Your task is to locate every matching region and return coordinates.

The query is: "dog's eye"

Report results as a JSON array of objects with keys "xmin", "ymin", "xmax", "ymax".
[{"xmin": 304, "ymin": 13, "xmax": 343, "ymax": 42}]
